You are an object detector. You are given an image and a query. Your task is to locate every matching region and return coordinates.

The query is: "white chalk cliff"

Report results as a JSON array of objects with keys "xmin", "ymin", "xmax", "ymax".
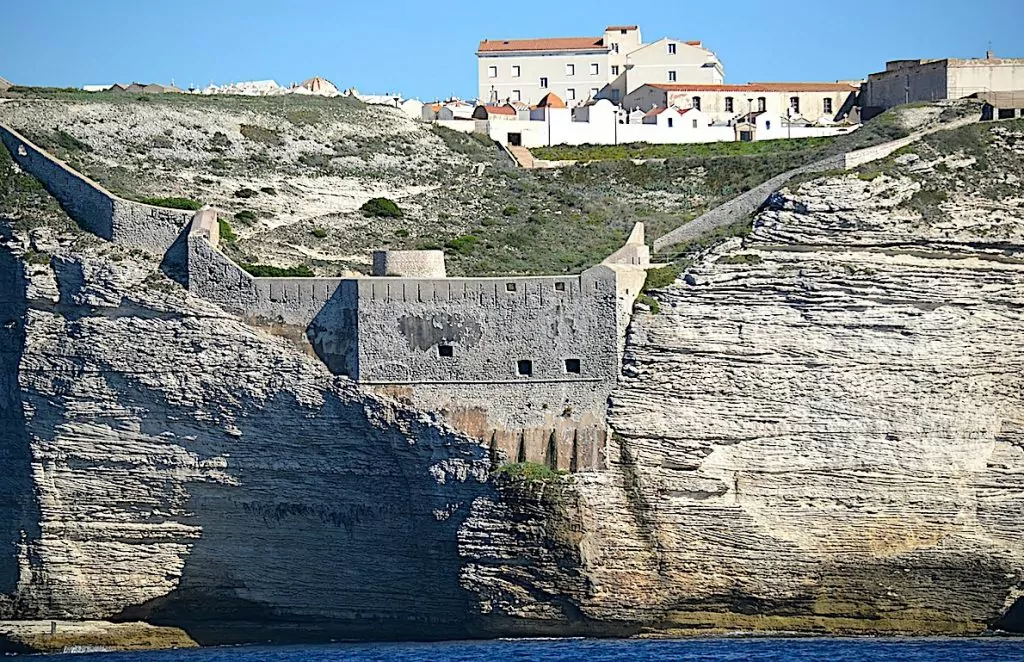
[{"xmin": 0, "ymin": 117, "xmax": 1022, "ymax": 642}]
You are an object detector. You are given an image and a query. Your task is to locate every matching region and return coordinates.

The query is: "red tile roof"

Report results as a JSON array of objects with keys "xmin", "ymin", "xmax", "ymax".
[
  {"xmin": 648, "ymin": 82, "xmax": 858, "ymax": 93},
  {"xmin": 685, "ymin": 40, "xmax": 702, "ymax": 46},
  {"xmin": 478, "ymin": 36, "xmax": 606, "ymax": 53},
  {"xmin": 477, "ymin": 104, "xmax": 516, "ymax": 116},
  {"xmin": 645, "ymin": 106, "xmax": 691, "ymax": 117}
]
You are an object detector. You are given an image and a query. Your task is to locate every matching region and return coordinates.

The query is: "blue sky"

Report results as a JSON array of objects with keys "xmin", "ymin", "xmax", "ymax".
[{"xmin": 2, "ymin": 0, "xmax": 1021, "ymax": 100}]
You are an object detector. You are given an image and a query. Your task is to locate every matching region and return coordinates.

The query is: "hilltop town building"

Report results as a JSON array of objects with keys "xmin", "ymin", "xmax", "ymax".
[
  {"xmin": 477, "ymin": 25, "xmax": 724, "ymax": 105},
  {"xmin": 622, "ymin": 82, "xmax": 860, "ymax": 125},
  {"xmin": 860, "ymin": 52, "xmax": 1024, "ymax": 118}
]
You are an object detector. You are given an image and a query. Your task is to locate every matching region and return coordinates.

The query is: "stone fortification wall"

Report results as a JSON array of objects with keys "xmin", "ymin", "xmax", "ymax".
[
  {"xmin": 0, "ymin": 124, "xmax": 190, "ymax": 254},
  {"xmin": 372, "ymin": 250, "xmax": 446, "ymax": 277},
  {"xmin": 186, "ymin": 213, "xmax": 348, "ymax": 328}
]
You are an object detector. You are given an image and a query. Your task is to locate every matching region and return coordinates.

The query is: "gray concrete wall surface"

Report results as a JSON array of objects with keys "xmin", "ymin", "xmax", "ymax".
[{"xmin": 0, "ymin": 123, "xmax": 191, "ymax": 255}]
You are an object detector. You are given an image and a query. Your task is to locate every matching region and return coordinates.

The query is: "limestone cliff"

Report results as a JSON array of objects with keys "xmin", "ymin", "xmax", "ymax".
[
  {"xmin": 457, "ymin": 120, "xmax": 1024, "ymax": 635},
  {"xmin": 1, "ymin": 116, "xmax": 1022, "ymax": 643}
]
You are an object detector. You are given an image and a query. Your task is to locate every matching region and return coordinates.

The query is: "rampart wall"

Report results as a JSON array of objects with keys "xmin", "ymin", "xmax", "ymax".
[
  {"xmin": 0, "ymin": 123, "xmax": 191, "ymax": 254},
  {"xmin": 3, "ymin": 125, "xmax": 652, "ymax": 472}
]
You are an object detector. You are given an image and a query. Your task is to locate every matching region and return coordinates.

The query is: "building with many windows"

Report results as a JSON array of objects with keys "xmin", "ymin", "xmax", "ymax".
[
  {"xmin": 621, "ymin": 82, "xmax": 860, "ymax": 125},
  {"xmin": 477, "ymin": 25, "xmax": 724, "ymax": 106}
]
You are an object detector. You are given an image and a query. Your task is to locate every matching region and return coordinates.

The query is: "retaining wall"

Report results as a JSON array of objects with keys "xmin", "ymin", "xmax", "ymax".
[
  {"xmin": 0, "ymin": 124, "xmax": 191, "ymax": 254},
  {"xmin": 653, "ymin": 114, "xmax": 981, "ymax": 253}
]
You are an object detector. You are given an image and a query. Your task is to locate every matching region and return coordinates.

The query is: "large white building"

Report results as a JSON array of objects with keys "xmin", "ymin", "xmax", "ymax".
[
  {"xmin": 477, "ymin": 25, "xmax": 724, "ymax": 106},
  {"xmin": 623, "ymin": 82, "xmax": 861, "ymax": 125}
]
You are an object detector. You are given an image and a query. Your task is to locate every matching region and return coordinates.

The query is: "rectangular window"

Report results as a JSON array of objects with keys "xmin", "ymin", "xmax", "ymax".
[
  {"xmin": 539, "ymin": 77, "xmax": 548, "ymax": 89},
  {"xmin": 668, "ymin": 71, "xmax": 677, "ymax": 82},
  {"xmin": 611, "ymin": 43, "xmax": 619, "ymax": 54},
  {"xmin": 668, "ymin": 43, "xmax": 677, "ymax": 54},
  {"xmin": 566, "ymin": 63, "xmax": 575, "ymax": 76},
  {"xmin": 438, "ymin": 345, "xmax": 454, "ymax": 358},
  {"xmin": 488, "ymin": 66, "xmax": 497, "ymax": 78},
  {"xmin": 590, "ymin": 63, "xmax": 599, "ymax": 75},
  {"xmin": 790, "ymin": 96, "xmax": 800, "ymax": 113},
  {"xmin": 512, "ymin": 65, "xmax": 520, "ymax": 78},
  {"xmin": 564, "ymin": 358, "xmax": 581, "ymax": 374},
  {"xmin": 554, "ymin": 282, "xmax": 566, "ymax": 291},
  {"xmin": 725, "ymin": 96, "xmax": 734, "ymax": 112},
  {"xmin": 505, "ymin": 282, "xmax": 517, "ymax": 292},
  {"xmin": 667, "ymin": 117, "xmax": 674, "ymax": 128},
  {"xmin": 692, "ymin": 96, "xmax": 701, "ymax": 110},
  {"xmin": 611, "ymin": 65, "xmax": 620, "ymax": 76},
  {"xmin": 692, "ymin": 119, "xmax": 698, "ymax": 128},
  {"xmin": 512, "ymin": 90, "xmax": 521, "ymax": 101},
  {"xmin": 567, "ymin": 88, "xmax": 576, "ymax": 100},
  {"xmin": 517, "ymin": 360, "xmax": 533, "ymax": 377},
  {"xmin": 620, "ymin": 29, "xmax": 627, "ymax": 35},
  {"xmin": 823, "ymin": 98, "xmax": 833, "ymax": 114},
  {"xmin": 758, "ymin": 97, "xmax": 766, "ymax": 112}
]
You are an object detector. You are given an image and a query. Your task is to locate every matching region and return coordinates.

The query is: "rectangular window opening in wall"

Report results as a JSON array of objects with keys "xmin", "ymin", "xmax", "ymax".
[
  {"xmin": 667, "ymin": 117, "xmax": 674, "ymax": 128},
  {"xmin": 611, "ymin": 43, "xmax": 619, "ymax": 53},
  {"xmin": 758, "ymin": 97, "xmax": 766, "ymax": 112},
  {"xmin": 554, "ymin": 282, "xmax": 566, "ymax": 292},
  {"xmin": 517, "ymin": 360, "xmax": 533, "ymax": 377},
  {"xmin": 725, "ymin": 96, "xmax": 734, "ymax": 112},
  {"xmin": 611, "ymin": 65, "xmax": 620, "ymax": 76},
  {"xmin": 668, "ymin": 43, "xmax": 677, "ymax": 55},
  {"xmin": 566, "ymin": 64, "xmax": 575, "ymax": 76},
  {"xmin": 540, "ymin": 77, "xmax": 548, "ymax": 89},
  {"xmin": 590, "ymin": 63, "xmax": 599, "ymax": 75},
  {"xmin": 668, "ymin": 70, "xmax": 677, "ymax": 82},
  {"xmin": 488, "ymin": 66, "xmax": 497, "ymax": 78},
  {"xmin": 692, "ymin": 96, "xmax": 701, "ymax": 110},
  {"xmin": 512, "ymin": 89, "xmax": 521, "ymax": 101},
  {"xmin": 505, "ymin": 282, "xmax": 516, "ymax": 292},
  {"xmin": 564, "ymin": 358, "xmax": 581, "ymax": 375},
  {"xmin": 692, "ymin": 119, "xmax": 698, "ymax": 128},
  {"xmin": 823, "ymin": 98, "xmax": 833, "ymax": 114},
  {"xmin": 512, "ymin": 65, "xmax": 520, "ymax": 78},
  {"xmin": 438, "ymin": 345, "xmax": 454, "ymax": 358},
  {"xmin": 567, "ymin": 88, "xmax": 576, "ymax": 100},
  {"xmin": 790, "ymin": 96, "xmax": 800, "ymax": 113}
]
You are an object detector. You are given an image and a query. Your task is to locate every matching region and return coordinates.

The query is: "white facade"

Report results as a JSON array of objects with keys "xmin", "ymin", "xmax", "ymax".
[
  {"xmin": 623, "ymin": 83, "xmax": 860, "ymax": 124},
  {"xmin": 477, "ymin": 25, "xmax": 724, "ymax": 106},
  {"xmin": 460, "ymin": 97, "xmax": 859, "ymax": 149}
]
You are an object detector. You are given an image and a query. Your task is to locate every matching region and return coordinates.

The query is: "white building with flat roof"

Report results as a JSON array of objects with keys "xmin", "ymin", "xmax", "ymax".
[{"xmin": 477, "ymin": 25, "xmax": 724, "ymax": 106}]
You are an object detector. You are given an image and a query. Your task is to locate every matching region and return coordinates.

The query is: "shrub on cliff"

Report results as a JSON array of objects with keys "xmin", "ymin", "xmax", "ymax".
[
  {"xmin": 493, "ymin": 462, "xmax": 566, "ymax": 483},
  {"xmin": 445, "ymin": 234, "xmax": 478, "ymax": 255},
  {"xmin": 141, "ymin": 197, "xmax": 202, "ymax": 211},
  {"xmin": 642, "ymin": 264, "xmax": 680, "ymax": 291},
  {"xmin": 239, "ymin": 263, "xmax": 314, "ymax": 277},
  {"xmin": 360, "ymin": 197, "xmax": 403, "ymax": 218}
]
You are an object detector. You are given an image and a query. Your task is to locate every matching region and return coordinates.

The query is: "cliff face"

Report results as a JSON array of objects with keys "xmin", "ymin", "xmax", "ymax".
[
  {"xmin": 457, "ymin": 120, "xmax": 1024, "ymax": 635},
  {"xmin": 0, "ymin": 217, "xmax": 499, "ymax": 641},
  {"xmin": 1, "ymin": 117, "xmax": 1022, "ymax": 642}
]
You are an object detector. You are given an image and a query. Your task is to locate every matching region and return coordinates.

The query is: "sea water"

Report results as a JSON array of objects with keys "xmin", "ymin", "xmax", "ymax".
[{"xmin": 58, "ymin": 637, "xmax": 1024, "ymax": 661}]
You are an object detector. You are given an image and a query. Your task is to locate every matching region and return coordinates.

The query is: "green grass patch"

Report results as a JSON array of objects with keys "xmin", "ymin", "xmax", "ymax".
[
  {"xmin": 635, "ymin": 293, "xmax": 661, "ymax": 314},
  {"xmin": 141, "ymin": 196, "xmax": 202, "ymax": 210},
  {"xmin": 717, "ymin": 253, "xmax": 763, "ymax": 265},
  {"xmin": 239, "ymin": 263, "xmax": 314, "ymax": 277},
  {"xmin": 493, "ymin": 462, "xmax": 567, "ymax": 482},
  {"xmin": 217, "ymin": 218, "xmax": 237, "ymax": 243},
  {"xmin": 533, "ymin": 136, "xmax": 836, "ymax": 162},
  {"xmin": 643, "ymin": 264, "xmax": 680, "ymax": 291}
]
